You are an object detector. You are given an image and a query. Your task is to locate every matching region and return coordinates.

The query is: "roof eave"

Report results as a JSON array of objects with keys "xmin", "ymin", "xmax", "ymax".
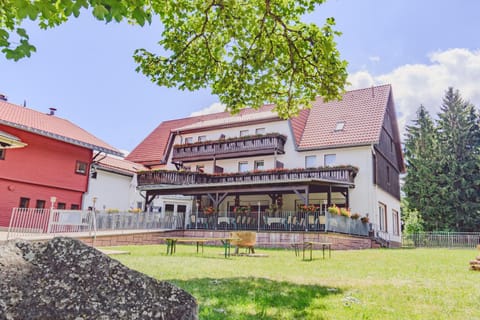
[
  {"xmin": 296, "ymin": 142, "xmax": 377, "ymax": 152},
  {"xmin": 0, "ymin": 120, "xmax": 123, "ymax": 156}
]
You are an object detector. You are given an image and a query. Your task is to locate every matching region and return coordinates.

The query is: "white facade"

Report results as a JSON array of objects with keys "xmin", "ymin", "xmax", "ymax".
[
  {"xmin": 156, "ymin": 119, "xmax": 402, "ymax": 242},
  {"xmin": 83, "ymin": 168, "xmax": 142, "ymax": 212}
]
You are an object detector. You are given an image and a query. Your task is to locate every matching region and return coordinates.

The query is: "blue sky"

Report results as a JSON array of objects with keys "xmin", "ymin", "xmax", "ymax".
[{"xmin": 1, "ymin": 0, "xmax": 479, "ymax": 153}]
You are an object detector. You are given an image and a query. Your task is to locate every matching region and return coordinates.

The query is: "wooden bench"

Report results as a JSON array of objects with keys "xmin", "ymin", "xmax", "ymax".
[
  {"xmin": 292, "ymin": 241, "xmax": 332, "ymax": 260},
  {"xmin": 159, "ymin": 237, "xmax": 238, "ymax": 258}
]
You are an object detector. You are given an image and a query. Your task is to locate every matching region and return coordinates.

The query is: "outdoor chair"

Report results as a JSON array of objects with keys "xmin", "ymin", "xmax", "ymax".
[{"xmin": 230, "ymin": 231, "xmax": 256, "ymax": 254}]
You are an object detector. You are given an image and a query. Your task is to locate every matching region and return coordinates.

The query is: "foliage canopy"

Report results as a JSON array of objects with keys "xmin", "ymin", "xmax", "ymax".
[{"xmin": 0, "ymin": 0, "xmax": 348, "ymax": 117}]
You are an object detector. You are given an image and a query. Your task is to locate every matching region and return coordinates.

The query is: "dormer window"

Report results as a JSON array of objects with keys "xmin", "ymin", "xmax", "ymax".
[{"xmin": 335, "ymin": 121, "xmax": 345, "ymax": 131}]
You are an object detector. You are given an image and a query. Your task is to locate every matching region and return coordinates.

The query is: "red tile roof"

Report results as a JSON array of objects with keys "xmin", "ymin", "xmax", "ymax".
[
  {"xmin": 95, "ymin": 155, "xmax": 148, "ymax": 175},
  {"xmin": 0, "ymin": 100, "xmax": 121, "ymax": 156},
  {"xmin": 298, "ymin": 84, "xmax": 392, "ymax": 149},
  {"xmin": 127, "ymin": 85, "xmax": 400, "ymax": 166},
  {"xmin": 126, "ymin": 105, "xmax": 275, "ymax": 165}
]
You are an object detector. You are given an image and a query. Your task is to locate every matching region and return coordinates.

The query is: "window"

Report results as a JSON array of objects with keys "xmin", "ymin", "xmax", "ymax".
[
  {"xmin": 378, "ymin": 202, "xmax": 387, "ymax": 232},
  {"xmin": 335, "ymin": 121, "xmax": 345, "ymax": 131},
  {"xmin": 240, "ymin": 130, "xmax": 249, "ymax": 137},
  {"xmin": 238, "ymin": 161, "xmax": 248, "ymax": 173},
  {"xmin": 71, "ymin": 204, "xmax": 79, "ymax": 210},
  {"xmin": 324, "ymin": 154, "xmax": 336, "ymax": 166},
  {"xmin": 57, "ymin": 202, "xmax": 66, "ymax": 210},
  {"xmin": 386, "ymin": 165, "xmax": 390, "ymax": 185},
  {"xmin": 198, "ymin": 135, "xmax": 207, "ymax": 142},
  {"xmin": 254, "ymin": 160, "xmax": 265, "ymax": 171},
  {"xmin": 392, "ymin": 209, "xmax": 400, "ymax": 236},
  {"xmin": 35, "ymin": 200, "xmax": 46, "ymax": 209},
  {"xmin": 19, "ymin": 197, "xmax": 30, "ymax": 208},
  {"xmin": 305, "ymin": 155, "xmax": 316, "ymax": 168},
  {"xmin": 75, "ymin": 161, "xmax": 87, "ymax": 175},
  {"xmin": 0, "ymin": 149, "xmax": 5, "ymax": 160},
  {"xmin": 196, "ymin": 165, "xmax": 205, "ymax": 173},
  {"xmin": 184, "ymin": 137, "xmax": 193, "ymax": 144},
  {"xmin": 255, "ymin": 128, "xmax": 266, "ymax": 135}
]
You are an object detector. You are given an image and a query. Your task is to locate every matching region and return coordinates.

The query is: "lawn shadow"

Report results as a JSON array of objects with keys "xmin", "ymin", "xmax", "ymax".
[{"xmin": 170, "ymin": 277, "xmax": 342, "ymax": 320}]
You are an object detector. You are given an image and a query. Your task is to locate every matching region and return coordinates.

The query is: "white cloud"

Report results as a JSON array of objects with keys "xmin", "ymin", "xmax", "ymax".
[
  {"xmin": 369, "ymin": 56, "xmax": 380, "ymax": 62},
  {"xmin": 190, "ymin": 102, "xmax": 226, "ymax": 117},
  {"xmin": 347, "ymin": 48, "xmax": 480, "ymax": 140}
]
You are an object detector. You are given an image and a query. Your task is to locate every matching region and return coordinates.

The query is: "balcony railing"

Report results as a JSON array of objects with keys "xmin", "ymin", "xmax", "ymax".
[
  {"xmin": 172, "ymin": 133, "xmax": 287, "ymax": 162},
  {"xmin": 137, "ymin": 166, "xmax": 358, "ymax": 187}
]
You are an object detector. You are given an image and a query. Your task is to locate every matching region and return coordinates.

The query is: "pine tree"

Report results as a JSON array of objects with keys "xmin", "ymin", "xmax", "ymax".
[
  {"xmin": 436, "ymin": 88, "xmax": 480, "ymax": 231},
  {"xmin": 403, "ymin": 105, "xmax": 441, "ymax": 230}
]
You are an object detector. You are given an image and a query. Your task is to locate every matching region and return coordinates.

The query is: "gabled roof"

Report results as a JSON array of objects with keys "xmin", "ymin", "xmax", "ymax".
[
  {"xmin": 0, "ymin": 100, "xmax": 122, "ymax": 156},
  {"xmin": 298, "ymin": 84, "xmax": 392, "ymax": 149},
  {"xmin": 94, "ymin": 155, "xmax": 148, "ymax": 176},
  {"xmin": 127, "ymin": 85, "xmax": 401, "ymax": 166},
  {"xmin": 126, "ymin": 105, "xmax": 275, "ymax": 165}
]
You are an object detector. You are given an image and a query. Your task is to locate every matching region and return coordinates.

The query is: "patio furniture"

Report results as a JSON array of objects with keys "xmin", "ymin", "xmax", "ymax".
[{"xmin": 230, "ymin": 231, "xmax": 256, "ymax": 254}]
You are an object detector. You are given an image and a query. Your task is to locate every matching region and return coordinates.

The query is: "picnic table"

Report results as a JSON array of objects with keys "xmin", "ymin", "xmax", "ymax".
[
  {"xmin": 292, "ymin": 241, "xmax": 332, "ymax": 260},
  {"xmin": 159, "ymin": 237, "xmax": 239, "ymax": 258}
]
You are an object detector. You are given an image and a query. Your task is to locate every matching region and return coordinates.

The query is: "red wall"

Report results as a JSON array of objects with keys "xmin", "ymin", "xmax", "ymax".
[{"xmin": 0, "ymin": 125, "xmax": 92, "ymax": 227}]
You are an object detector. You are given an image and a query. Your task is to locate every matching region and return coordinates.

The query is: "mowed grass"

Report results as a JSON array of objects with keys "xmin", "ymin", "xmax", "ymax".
[{"xmin": 104, "ymin": 244, "xmax": 480, "ymax": 319}]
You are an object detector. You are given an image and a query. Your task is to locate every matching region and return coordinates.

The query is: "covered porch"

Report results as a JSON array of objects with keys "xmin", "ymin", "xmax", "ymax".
[{"xmin": 137, "ymin": 166, "xmax": 369, "ymax": 237}]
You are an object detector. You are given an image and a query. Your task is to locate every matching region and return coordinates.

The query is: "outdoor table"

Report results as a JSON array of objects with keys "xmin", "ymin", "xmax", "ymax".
[
  {"xmin": 160, "ymin": 237, "xmax": 239, "ymax": 258},
  {"xmin": 292, "ymin": 241, "xmax": 332, "ymax": 260}
]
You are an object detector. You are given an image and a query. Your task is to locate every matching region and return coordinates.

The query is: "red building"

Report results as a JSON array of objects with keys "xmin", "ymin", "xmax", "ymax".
[{"xmin": 0, "ymin": 98, "xmax": 121, "ymax": 227}]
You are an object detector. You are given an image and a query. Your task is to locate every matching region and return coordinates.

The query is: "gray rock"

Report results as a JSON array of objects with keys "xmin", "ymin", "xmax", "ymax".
[{"xmin": 0, "ymin": 237, "xmax": 197, "ymax": 320}]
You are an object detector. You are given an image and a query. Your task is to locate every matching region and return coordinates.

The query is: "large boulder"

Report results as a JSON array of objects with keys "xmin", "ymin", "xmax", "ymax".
[{"xmin": 0, "ymin": 237, "xmax": 197, "ymax": 319}]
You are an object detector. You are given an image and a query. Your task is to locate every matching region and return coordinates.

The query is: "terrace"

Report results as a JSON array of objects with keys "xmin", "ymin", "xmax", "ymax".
[{"xmin": 171, "ymin": 133, "xmax": 287, "ymax": 162}]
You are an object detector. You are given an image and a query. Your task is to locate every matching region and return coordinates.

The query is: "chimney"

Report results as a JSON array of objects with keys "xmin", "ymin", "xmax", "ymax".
[
  {"xmin": 0, "ymin": 94, "xmax": 7, "ymax": 101},
  {"xmin": 48, "ymin": 107, "xmax": 57, "ymax": 116}
]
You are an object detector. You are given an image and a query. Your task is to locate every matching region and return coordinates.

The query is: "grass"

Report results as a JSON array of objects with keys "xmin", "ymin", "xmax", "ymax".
[{"xmin": 103, "ymin": 244, "xmax": 480, "ymax": 319}]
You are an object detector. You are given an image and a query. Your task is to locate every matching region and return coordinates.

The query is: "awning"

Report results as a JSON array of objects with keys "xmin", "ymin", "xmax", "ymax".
[{"xmin": 0, "ymin": 130, "xmax": 27, "ymax": 149}]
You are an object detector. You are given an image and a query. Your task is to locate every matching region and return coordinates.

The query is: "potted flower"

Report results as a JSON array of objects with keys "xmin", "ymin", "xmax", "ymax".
[
  {"xmin": 327, "ymin": 205, "xmax": 341, "ymax": 215},
  {"xmin": 360, "ymin": 216, "xmax": 369, "ymax": 223},
  {"xmin": 351, "ymin": 213, "xmax": 360, "ymax": 220},
  {"xmin": 340, "ymin": 207, "xmax": 350, "ymax": 218},
  {"xmin": 204, "ymin": 206, "xmax": 216, "ymax": 215},
  {"xmin": 234, "ymin": 206, "xmax": 250, "ymax": 214}
]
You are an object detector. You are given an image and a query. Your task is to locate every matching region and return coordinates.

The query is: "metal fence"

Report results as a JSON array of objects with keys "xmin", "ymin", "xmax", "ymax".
[
  {"xmin": 187, "ymin": 210, "xmax": 370, "ymax": 236},
  {"xmin": 7, "ymin": 208, "xmax": 182, "ymax": 240},
  {"xmin": 402, "ymin": 232, "xmax": 480, "ymax": 248}
]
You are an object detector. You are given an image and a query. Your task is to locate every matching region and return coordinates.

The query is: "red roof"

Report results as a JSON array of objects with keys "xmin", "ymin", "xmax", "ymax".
[
  {"xmin": 127, "ymin": 85, "xmax": 400, "ymax": 165},
  {"xmin": 298, "ymin": 84, "xmax": 392, "ymax": 149},
  {"xmin": 96, "ymin": 155, "xmax": 147, "ymax": 175},
  {"xmin": 0, "ymin": 100, "xmax": 121, "ymax": 155}
]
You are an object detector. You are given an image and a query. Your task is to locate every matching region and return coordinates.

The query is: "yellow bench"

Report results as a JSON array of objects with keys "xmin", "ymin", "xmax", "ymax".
[{"xmin": 230, "ymin": 231, "xmax": 256, "ymax": 254}]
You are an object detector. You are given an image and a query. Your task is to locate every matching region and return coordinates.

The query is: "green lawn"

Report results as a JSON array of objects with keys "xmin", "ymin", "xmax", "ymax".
[{"xmin": 104, "ymin": 244, "xmax": 480, "ymax": 319}]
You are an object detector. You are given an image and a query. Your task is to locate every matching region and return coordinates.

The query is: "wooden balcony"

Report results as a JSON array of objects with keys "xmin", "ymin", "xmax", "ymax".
[
  {"xmin": 137, "ymin": 166, "xmax": 358, "ymax": 188},
  {"xmin": 171, "ymin": 133, "xmax": 287, "ymax": 162}
]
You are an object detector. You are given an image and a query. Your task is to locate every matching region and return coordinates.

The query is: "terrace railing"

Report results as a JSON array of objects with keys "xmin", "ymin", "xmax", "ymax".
[
  {"xmin": 186, "ymin": 210, "xmax": 369, "ymax": 236},
  {"xmin": 402, "ymin": 232, "xmax": 480, "ymax": 248},
  {"xmin": 172, "ymin": 133, "xmax": 287, "ymax": 162},
  {"xmin": 138, "ymin": 166, "xmax": 358, "ymax": 187}
]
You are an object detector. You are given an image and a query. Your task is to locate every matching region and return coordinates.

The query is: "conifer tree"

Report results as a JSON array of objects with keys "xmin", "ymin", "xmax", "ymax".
[
  {"xmin": 436, "ymin": 88, "xmax": 480, "ymax": 231},
  {"xmin": 403, "ymin": 105, "xmax": 441, "ymax": 230}
]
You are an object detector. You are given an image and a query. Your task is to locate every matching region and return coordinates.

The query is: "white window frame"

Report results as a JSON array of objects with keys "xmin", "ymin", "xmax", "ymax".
[
  {"xmin": 238, "ymin": 161, "xmax": 249, "ymax": 173},
  {"xmin": 305, "ymin": 155, "xmax": 316, "ymax": 168},
  {"xmin": 392, "ymin": 209, "xmax": 400, "ymax": 236},
  {"xmin": 378, "ymin": 202, "xmax": 387, "ymax": 232},
  {"xmin": 255, "ymin": 128, "xmax": 266, "ymax": 135},
  {"xmin": 324, "ymin": 154, "xmax": 336, "ymax": 166},
  {"xmin": 254, "ymin": 160, "xmax": 265, "ymax": 171},
  {"xmin": 198, "ymin": 135, "xmax": 207, "ymax": 142},
  {"xmin": 240, "ymin": 130, "xmax": 249, "ymax": 137},
  {"xmin": 184, "ymin": 137, "xmax": 193, "ymax": 144}
]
